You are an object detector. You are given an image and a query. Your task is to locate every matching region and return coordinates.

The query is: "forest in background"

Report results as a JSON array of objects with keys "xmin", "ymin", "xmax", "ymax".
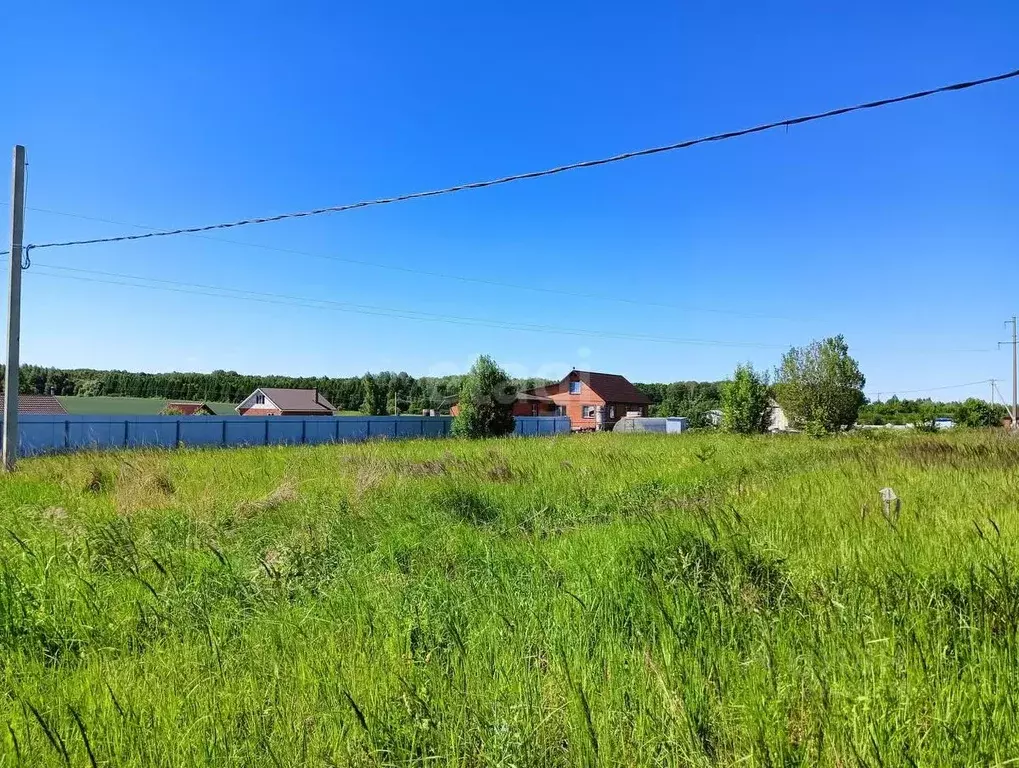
[
  {"xmin": 3, "ymin": 364, "xmax": 725, "ymax": 417},
  {"xmin": 2, "ymin": 364, "xmax": 1007, "ymax": 424}
]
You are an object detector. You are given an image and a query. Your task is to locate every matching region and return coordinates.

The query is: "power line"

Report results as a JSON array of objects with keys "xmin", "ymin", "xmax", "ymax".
[
  {"xmin": 26, "ymin": 67, "xmax": 1019, "ymax": 253},
  {"xmin": 19, "ymin": 261, "xmax": 994, "ymax": 355},
  {"xmin": 26, "ymin": 263, "xmax": 790, "ymax": 349},
  {"xmin": 866, "ymin": 379, "xmax": 990, "ymax": 396},
  {"xmin": 5, "ymin": 203, "xmax": 808, "ymax": 322}
]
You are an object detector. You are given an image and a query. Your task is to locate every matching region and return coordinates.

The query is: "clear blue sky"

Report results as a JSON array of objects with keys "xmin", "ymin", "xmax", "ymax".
[{"xmin": 3, "ymin": 1, "xmax": 1017, "ymax": 398}]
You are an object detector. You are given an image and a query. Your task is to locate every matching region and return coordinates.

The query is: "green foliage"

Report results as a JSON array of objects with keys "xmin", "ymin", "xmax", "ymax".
[
  {"xmin": 160, "ymin": 406, "xmax": 186, "ymax": 416},
  {"xmin": 640, "ymin": 381, "xmax": 722, "ymax": 420},
  {"xmin": 1, "ymin": 364, "xmax": 550, "ymax": 415},
  {"xmin": 720, "ymin": 363, "xmax": 770, "ymax": 434},
  {"xmin": 950, "ymin": 397, "xmax": 1004, "ymax": 428},
  {"xmin": 912, "ymin": 402, "xmax": 940, "ymax": 433},
  {"xmin": 650, "ymin": 382, "xmax": 720, "ymax": 428},
  {"xmin": 360, "ymin": 374, "xmax": 385, "ymax": 416},
  {"xmin": 773, "ymin": 335, "xmax": 865, "ymax": 432},
  {"xmin": 451, "ymin": 355, "xmax": 516, "ymax": 439},
  {"xmin": 859, "ymin": 396, "xmax": 1008, "ymax": 427}
]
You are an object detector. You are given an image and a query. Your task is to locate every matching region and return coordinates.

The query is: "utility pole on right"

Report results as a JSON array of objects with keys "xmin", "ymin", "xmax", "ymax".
[{"xmin": 1004, "ymin": 316, "xmax": 1018, "ymax": 431}]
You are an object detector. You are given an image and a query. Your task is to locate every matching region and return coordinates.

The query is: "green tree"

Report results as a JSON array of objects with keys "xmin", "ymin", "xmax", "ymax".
[
  {"xmin": 720, "ymin": 363, "xmax": 771, "ymax": 434},
  {"xmin": 360, "ymin": 374, "xmax": 384, "ymax": 416},
  {"xmin": 451, "ymin": 355, "xmax": 516, "ymax": 439},
  {"xmin": 773, "ymin": 335, "xmax": 866, "ymax": 432},
  {"xmin": 955, "ymin": 397, "xmax": 1006, "ymax": 428},
  {"xmin": 912, "ymin": 402, "xmax": 940, "ymax": 433}
]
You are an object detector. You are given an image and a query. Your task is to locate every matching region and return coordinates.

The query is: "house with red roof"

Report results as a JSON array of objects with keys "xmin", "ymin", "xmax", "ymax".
[
  {"xmin": 526, "ymin": 370, "xmax": 650, "ymax": 430},
  {"xmin": 449, "ymin": 370, "xmax": 649, "ymax": 430}
]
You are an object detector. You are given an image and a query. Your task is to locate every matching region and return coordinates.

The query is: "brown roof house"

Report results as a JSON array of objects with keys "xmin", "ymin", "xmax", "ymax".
[
  {"xmin": 235, "ymin": 388, "xmax": 335, "ymax": 417},
  {"xmin": 449, "ymin": 370, "xmax": 649, "ymax": 429},
  {"xmin": 0, "ymin": 394, "xmax": 68, "ymax": 415},
  {"xmin": 525, "ymin": 370, "xmax": 650, "ymax": 430},
  {"xmin": 165, "ymin": 401, "xmax": 217, "ymax": 415}
]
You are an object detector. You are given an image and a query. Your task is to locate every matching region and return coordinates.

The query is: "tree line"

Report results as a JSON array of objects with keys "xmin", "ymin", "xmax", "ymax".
[
  {"xmin": 3, "ymin": 356, "xmax": 1004, "ymax": 429},
  {"xmin": 1, "ymin": 363, "xmax": 720, "ymax": 415},
  {"xmin": 858, "ymin": 396, "xmax": 1009, "ymax": 427}
]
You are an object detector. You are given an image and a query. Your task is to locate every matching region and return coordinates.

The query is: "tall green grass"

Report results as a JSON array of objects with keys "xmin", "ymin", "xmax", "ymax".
[{"xmin": 2, "ymin": 431, "xmax": 1019, "ymax": 766}]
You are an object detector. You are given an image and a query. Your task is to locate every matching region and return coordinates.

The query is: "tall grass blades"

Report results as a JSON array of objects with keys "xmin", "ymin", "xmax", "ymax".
[{"xmin": 0, "ymin": 432, "xmax": 1018, "ymax": 765}]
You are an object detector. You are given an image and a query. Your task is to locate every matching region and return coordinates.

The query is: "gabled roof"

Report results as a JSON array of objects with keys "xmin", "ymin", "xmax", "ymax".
[
  {"xmin": 0, "ymin": 394, "xmax": 68, "ymax": 415},
  {"xmin": 240, "ymin": 388, "xmax": 335, "ymax": 413},
  {"xmin": 548, "ymin": 371, "xmax": 651, "ymax": 404},
  {"xmin": 167, "ymin": 401, "xmax": 215, "ymax": 415}
]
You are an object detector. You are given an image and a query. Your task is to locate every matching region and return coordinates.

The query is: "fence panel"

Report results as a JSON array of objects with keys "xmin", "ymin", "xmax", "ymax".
[
  {"xmin": 8, "ymin": 414, "xmax": 570, "ymax": 457},
  {"xmin": 178, "ymin": 419, "xmax": 225, "ymax": 447}
]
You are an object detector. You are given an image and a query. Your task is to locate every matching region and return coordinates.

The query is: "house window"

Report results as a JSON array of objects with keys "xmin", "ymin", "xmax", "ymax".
[
  {"xmin": 609, "ymin": 406, "xmax": 615, "ymax": 419},
  {"xmin": 569, "ymin": 381, "xmax": 581, "ymax": 395},
  {"xmin": 556, "ymin": 405, "xmax": 567, "ymax": 417},
  {"xmin": 254, "ymin": 393, "xmax": 265, "ymax": 405},
  {"xmin": 582, "ymin": 405, "xmax": 596, "ymax": 419},
  {"xmin": 531, "ymin": 404, "xmax": 538, "ymax": 416}
]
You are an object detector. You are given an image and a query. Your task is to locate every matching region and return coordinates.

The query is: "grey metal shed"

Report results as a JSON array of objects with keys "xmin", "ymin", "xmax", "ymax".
[{"xmin": 612, "ymin": 416, "xmax": 689, "ymax": 433}]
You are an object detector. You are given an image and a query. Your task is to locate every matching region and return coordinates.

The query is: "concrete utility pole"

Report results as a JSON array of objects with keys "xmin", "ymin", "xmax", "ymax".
[
  {"xmin": 1010, "ymin": 317, "xmax": 1018, "ymax": 431},
  {"xmin": 3, "ymin": 146, "xmax": 26, "ymax": 472}
]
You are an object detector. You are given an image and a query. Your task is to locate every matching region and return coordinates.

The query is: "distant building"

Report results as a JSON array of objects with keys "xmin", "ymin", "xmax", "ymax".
[
  {"xmin": 767, "ymin": 399, "xmax": 790, "ymax": 432},
  {"xmin": 613, "ymin": 416, "xmax": 689, "ymax": 434},
  {"xmin": 0, "ymin": 394, "xmax": 68, "ymax": 415},
  {"xmin": 235, "ymin": 388, "xmax": 335, "ymax": 416},
  {"xmin": 166, "ymin": 401, "xmax": 216, "ymax": 415},
  {"xmin": 526, "ymin": 370, "xmax": 650, "ymax": 431},
  {"xmin": 449, "ymin": 370, "xmax": 647, "ymax": 430}
]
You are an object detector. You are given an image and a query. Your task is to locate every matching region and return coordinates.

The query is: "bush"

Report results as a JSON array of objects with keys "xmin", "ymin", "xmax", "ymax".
[
  {"xmin": 720, "ymin": 364, "xmax": 770, "ymax": 434},
  {"xmin": 451, "ymin": 356, "xmax": 516, "ymax": 439},
  {"xmin": 773, "ymin": 335, "xmax": 865, "ymax": 432}
]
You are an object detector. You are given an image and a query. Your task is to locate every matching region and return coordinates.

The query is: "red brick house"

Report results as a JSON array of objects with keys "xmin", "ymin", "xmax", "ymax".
[
  {"xmin": 526, "ymin": 370, "xmax": 649, "ymax": 430},
  {"xmin": 235, "ymin": 388, "xmax": 335, "ymax": 416},
  {"xmin": 449, "ymin": 370, "xmax": 649, "ymax": 430}
]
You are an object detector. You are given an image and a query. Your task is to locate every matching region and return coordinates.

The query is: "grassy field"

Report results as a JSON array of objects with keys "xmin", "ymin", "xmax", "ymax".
[
  {"xmin": 2, "ymin": 431, "xmax": 1019, "ymax": 766},
  {"xmin": 57, "ymin": 396, "xmax": 238, "ymax": 416}
]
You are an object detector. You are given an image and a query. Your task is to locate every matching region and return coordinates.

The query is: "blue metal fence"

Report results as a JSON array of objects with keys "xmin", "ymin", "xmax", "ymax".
[{"xmin": 5, "ymin": 415, "xmax": 572, "ymax": 457}]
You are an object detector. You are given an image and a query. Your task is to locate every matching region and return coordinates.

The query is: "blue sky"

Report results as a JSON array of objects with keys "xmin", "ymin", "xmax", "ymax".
[{"xmin": 2, "ymin": 1, "xmax": 1017, "ymax": 398}]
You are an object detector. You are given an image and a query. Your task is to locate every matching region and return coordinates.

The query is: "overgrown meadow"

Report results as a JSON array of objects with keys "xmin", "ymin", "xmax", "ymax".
[{"xmin": 2, "ymin": 431, "xmax": 1019, "ymax": 766}]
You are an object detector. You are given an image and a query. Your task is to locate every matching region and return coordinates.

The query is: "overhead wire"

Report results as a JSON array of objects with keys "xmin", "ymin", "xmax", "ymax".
[
  {"xmin": 25, "ymin": 67, "xmax": 1019, "ymax": 252},
  {"xmin": 866, "ymin": 379, "xmax": 991, "ymax": 396},
  {"xmin": 5, "ymin": 204, "xmax": 810, "ymax": 322},
  {"xmin": 20, "ymin": 261, "xmax": 994, "ymax": 354},
  {"xmin": 26, "ymin": 262, "xmax": 791, "ymax": 349}
]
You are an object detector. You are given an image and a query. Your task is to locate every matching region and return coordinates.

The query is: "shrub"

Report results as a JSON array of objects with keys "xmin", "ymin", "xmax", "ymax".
[
  {"xmin": 451, "ymin": 356, "xmax": 516, "ymax": 439},
  {"xmin": 773, "ymin": 335, "xmax": 865, "ymax": 432},
  {"xmin": 720, "ymin": 364, "xmax": 770, "ymax": 434}
]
